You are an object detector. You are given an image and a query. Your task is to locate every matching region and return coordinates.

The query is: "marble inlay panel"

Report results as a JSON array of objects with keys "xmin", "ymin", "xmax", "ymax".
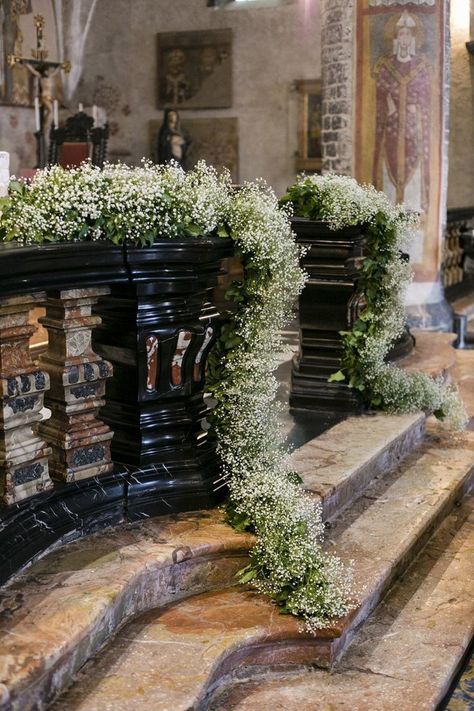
[
  {"xmin": 0, "ymin": 294, "xmax": 53, "ymax": 504},
  {"xmin": 171, "ymin": 331, "xmax": 193, "ymax": 386},
  {"xmin": 193, "ymin": 326, "xmax": 213, "ymax": 382},
  {"xmin": 39, "ymin": 288, "xmax": 114, "ymax": 483},
  {"xmin": 146, "ymin": 335, "xmax": 159, "ymax": 391}
]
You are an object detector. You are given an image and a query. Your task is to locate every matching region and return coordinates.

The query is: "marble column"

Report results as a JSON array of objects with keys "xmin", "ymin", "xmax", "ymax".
[
  {"xmin": 321, "ymin": 0, "xmax": 452, "ymax": 330},
  {"xmin": 0, "ymin": 294, "xmax": 53, "ymax": 505},
  {"xmin": 38, "ymin": 288, "xmax": 114, "ymax": 483}
]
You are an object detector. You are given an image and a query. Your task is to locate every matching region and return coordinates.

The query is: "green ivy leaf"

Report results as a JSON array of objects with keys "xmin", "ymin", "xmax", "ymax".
[{"xmin": 328, "ymin": 370, "xmax": 346, "ymax": 382}]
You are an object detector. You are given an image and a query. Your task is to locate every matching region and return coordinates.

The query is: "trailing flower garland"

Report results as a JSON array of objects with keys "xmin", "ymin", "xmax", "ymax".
[
  {"xmin": 206, "ymin": 181, "xmax": 355, "ymax": 631},
  {"xmin": 0, "ymin": 161, "xmax": 355, "ymax": 631},
  {"xmin": 280, "ymin": 174, "xmax": 467, "ymax": 430}
]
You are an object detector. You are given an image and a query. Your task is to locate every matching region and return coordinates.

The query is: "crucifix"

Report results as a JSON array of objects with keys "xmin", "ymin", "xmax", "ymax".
[{"xmin": 7, "ymin": 14, "xmax": 71, "ymax": 168}]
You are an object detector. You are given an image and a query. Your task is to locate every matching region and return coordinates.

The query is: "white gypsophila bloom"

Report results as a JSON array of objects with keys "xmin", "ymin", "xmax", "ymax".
[
  {"xmin": 283, "ymin": 173, "xmax": 467, "ymax": 430},
  {"xmin": 208, "ymin": 176, "xmax": 356, "ymax": 629},
  {"xmin": 2, "ymin": 160, "xmax": 357, "ymax": 630}
]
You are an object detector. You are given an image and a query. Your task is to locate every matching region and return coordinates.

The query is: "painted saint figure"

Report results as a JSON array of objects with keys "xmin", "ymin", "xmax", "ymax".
[
  {"xmin": 157, "ymin": 109, "xmax": 191, "ymax": 170},
  {"xmin": 372, "ymin": 11, "xmax": 431, "ymax": 212}
]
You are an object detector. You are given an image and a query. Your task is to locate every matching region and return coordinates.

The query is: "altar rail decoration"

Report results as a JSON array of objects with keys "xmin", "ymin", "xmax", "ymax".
[{"xmin": 0, "ymin": 238, "xmax": 231, "ymax": 584}]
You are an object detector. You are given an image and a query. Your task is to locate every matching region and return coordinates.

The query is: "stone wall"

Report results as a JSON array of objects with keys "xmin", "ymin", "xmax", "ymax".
[{"xmin": 70, "ymin": 0, "xmax": 322, "ymax": 197}]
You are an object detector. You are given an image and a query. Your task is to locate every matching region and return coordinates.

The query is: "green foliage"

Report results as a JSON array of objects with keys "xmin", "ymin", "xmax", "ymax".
[
  {"xmin": 281, "ymin": 174, "xmax": 467, "ymax": 430},
  {"xmin": 0, "ymin": 161, "xmax": 356, "ymax": 633}
]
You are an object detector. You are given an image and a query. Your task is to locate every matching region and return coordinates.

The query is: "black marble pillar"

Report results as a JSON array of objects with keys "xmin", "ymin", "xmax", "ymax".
[
  {"xmin": 93, "ymin": 238, "xmax": 233, "ymax": 519},
  {"xmin": 290, "ymin": 218, "xmax": 367, "ymax": 416}
]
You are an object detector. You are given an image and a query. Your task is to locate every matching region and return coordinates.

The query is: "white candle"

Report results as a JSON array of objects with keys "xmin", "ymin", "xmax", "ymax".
[
  {"xmin": 53, "ymin": 99, "xmax": 59, "ymax": 128},
  {"xmin": 0, "ymin": 151, "xmax": 9, "ymax": 198},
  {"xmin": 92, "ymin": 104, "xmax": 98, "ymax": 125},
  {"xmin": 34, "ymin": 97, "xmax": 41, "ymax": 131},
  {"xmin": 78, "ymin": 102, "xmax": 84, "ymax": 112}
]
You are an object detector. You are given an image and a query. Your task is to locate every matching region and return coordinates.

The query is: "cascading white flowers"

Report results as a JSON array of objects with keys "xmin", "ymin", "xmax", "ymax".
[
  {"xmin": 281, "ymin": 173, "xmax": 467, "ymax": 431},
  {"xmin": 0, "ymin": 161, "xmax": 356, "ymax": 632}
]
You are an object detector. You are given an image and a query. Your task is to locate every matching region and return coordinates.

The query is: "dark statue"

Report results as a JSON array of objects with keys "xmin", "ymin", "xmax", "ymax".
[{"xmin": 157, "ymin": 109, "xmax": 191, "ymax": 170}]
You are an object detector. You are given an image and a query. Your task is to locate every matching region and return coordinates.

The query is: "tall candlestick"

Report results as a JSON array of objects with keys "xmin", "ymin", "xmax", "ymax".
[
  {"xmin": 53, "ymin": 99, "xmax": 59, "ymax": 128},
  {"xmin": 34, "ymin": 97, "xmax": 41, "ymax": 131}
]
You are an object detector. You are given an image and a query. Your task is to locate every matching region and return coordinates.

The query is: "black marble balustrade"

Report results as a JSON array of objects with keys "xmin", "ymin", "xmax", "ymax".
[{"xmin": 0, "ymin": 238, "xmax": 231, "ymax": 584}]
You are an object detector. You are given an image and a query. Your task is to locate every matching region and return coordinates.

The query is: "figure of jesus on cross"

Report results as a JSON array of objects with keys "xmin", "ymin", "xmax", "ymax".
[{"xmin": 7, "ymin": 14, "xmax": 70, "ymax": 168}]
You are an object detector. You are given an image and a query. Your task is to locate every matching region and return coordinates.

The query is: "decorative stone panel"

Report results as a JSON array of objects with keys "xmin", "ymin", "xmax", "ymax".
[
  {"xmin": 38, "ymin": 288, "xmax": 114, "ymax": 482},
  {"xmin": 0, "ymin": 293, "xmax": 53, "ymax": 504}
]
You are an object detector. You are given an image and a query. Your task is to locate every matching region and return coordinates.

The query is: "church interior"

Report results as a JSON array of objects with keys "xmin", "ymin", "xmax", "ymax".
[{"xmin": 0, "ymin": 0, "xmax": 473, "ymax": 709}]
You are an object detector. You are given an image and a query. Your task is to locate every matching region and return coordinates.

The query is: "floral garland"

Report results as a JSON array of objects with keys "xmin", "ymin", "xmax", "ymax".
[
  {"xmin": 206, "ymin": 181, "xmax": 354, "ymax": 631},
  {"xmin": 280, "ymin": 174, "xmax": 467, "ymax": 430},
  {"xmin": 0, "ymin": 162, "xmax": 355, "ymax": 631}
]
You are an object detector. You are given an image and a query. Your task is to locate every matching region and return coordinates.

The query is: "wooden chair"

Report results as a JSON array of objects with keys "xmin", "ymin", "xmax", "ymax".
[{"xmin": 48, "ymin": 111, "xmax": 109, "ymax": 168}]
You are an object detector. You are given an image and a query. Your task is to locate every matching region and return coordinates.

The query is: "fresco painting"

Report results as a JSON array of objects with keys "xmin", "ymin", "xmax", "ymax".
[{"xmin": 356, "ymin": 1, "xmax": 444, "ymax": 279}]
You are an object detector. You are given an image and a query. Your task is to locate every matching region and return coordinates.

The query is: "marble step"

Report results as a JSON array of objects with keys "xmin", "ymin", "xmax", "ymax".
[
  {"xmin": 292, "ymin": 411, "xmax": 425, "ymax": 520},
  {"xmin": 398, "ymin": 330, "xmax": 457, "ymax": 379},
  {"xmin": 0, "ymin": 409, "xmax": 427, "ymax": 711},
  {"xmin": 208, "ymin": 497, "xmax": 474, "ymax": 711},
  {"xmin": 50, "ymin": 431, "xmax": 474, "ymax": 711},
  {"xmin": 0, "ymin": 511, "xmax": 252, "ymax": 711}
]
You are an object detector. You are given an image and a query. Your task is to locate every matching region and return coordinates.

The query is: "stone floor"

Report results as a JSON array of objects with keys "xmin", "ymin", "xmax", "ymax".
[{"xmin": 0, "ymin": 332, "xmax": 473, "ymax": 710}]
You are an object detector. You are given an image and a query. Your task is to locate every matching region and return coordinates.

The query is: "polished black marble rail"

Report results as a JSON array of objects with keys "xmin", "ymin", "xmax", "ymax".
[{"xmin": 0, "ymin": 238, "xmax": 232, "ymax": 584}]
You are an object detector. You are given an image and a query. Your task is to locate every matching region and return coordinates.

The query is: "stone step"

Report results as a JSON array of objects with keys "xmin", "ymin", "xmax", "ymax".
[
  {"xmin": 292, "ymin": 411, "xmax": 425, "ymax": 520},
  {"xmin": 397, "ymin": 330, "xmax": 457, "ymax": 380},
  {"xmin": 0, "ymin": 408, "xmax": 427, "ymax": 711},
  {"xmin": 322, "ymin": 427, "xmax": 474, "ymax": 666},
  {"xmin": 208, "ymin": 497, "xmax": 474, "ymax": 711},
  {"xmin": 0, "ymin": 511, "xmax": 252, "ymax": 711},
  {"xmin": 50, "ymin": 431, "xmax": 474, "ymax": 711}
]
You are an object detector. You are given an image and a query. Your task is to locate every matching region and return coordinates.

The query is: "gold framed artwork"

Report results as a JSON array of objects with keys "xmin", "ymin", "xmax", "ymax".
[
  {"xmin": 157, "ymin": 29, "xmax": 232, "ymax": 110},
  {"xmin": 294, "ymin": 79, "xmax": 322, "ymax": 173}
]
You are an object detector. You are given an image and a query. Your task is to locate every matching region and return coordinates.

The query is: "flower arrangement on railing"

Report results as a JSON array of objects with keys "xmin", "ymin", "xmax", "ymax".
[
  {"xmin": 0, "ymin": 161, "xmax": 355, "ymax": 632},
  {"xmin": 280, "ymin": 173, "xmax": 467, "ymax": 431}
]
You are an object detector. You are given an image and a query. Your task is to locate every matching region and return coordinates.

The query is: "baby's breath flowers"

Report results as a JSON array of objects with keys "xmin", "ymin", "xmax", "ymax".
[
  {"xmin": 281, "ymin": 174, "xmax": 467, "ymax": 430},
  {"xmin": 207, "ymin": 179, "xmax": 356, "ymax": 631},
  {"xmin": 0, "ymin": 161, "xmax": 232, "ymax": 245},
  {"xmin": 0, "ymin": 161, "xmax": 356, "ymax": 631}
]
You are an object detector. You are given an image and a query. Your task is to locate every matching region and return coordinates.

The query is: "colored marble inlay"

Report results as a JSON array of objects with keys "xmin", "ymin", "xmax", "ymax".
[
  {"xmin": 72, "ymin": 444, "xmax": 106, "ymax": 469},
  {"xmin": 193, "ymin": 327, "xmax": 213, "ymax": 382},
  {"xmin": 171, "ymin": 331, "xmax": 193, "ymax": 386},
  {"xmin": 146, "ymin": 336, "xmax": 159, "ymax": 391},
  {"xmin": 39, "ymin": 288, "xmax": 114, "ymax": 483},
  {"xmin": 0, "ymin": 293, "xmax": 53, "ymax": 504},
  {"xmin": 13, "ymin": 462, "xmax": 44, "ymax": 486}
]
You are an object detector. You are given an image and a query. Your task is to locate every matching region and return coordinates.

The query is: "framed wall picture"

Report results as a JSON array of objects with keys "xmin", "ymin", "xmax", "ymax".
[
  {"xmin": 294, "ymin": 79, "xmax": 322, "ymax": 173},
  {"xmin": 157, "ymin": 29, "xmax": 232, "ymax": 110}
]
